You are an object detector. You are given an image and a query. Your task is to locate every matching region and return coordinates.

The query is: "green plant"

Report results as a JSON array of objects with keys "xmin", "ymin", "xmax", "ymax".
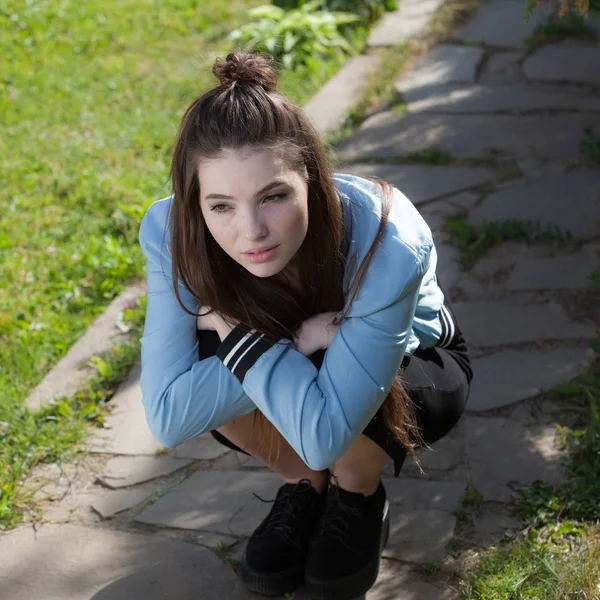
[
  {"xmin": 406, "ymin": 147, "xmax": 455, "ymax": 165},
  {"xmin": 458, "ymin": 524, "xmax": 600, "ymax": 600},
  {"xmin": 229, "ymin": 2, "xmax": 362, "ymax": 71},
  {"xmin": 273, "ymin": 0, "xmax": 398, "ymax": 23},
  {"xmin": 525, "ymin": 11, "xmax": 598, "ymax": 47},
  {"xmin": 445, "ymin": 214, "xmax": 574, "ymax": 270},
  {"xmin": 580, "ymin": 125, "xmax": 600, "ymax": 165},
  {"xmin": 454, "ymin": 487, "xmax": 484, "ymax": 523}
]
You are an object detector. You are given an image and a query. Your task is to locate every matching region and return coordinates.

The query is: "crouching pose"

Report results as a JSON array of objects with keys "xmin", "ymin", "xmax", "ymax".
[{"xmin": 139, "ymin": 51, "xmax": 472, "ymax": 599}]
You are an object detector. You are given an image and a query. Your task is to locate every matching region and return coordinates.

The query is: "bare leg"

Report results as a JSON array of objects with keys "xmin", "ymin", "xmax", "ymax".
[
  {"xmin": 331, "ymin": 434, "xmax": 389, "ymax": 495},
  {"xmin": 217, "ymin": 411, "xmax": 327, "ymax": 493}
]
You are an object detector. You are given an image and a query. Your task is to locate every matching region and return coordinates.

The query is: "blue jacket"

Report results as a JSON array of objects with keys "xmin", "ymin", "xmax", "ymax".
[{"xmin": 139, "ymin": 174, "xmax": 446, "ymax": 470}]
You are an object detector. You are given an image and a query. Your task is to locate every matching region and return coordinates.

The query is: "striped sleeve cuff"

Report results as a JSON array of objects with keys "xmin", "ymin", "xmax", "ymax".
[{"xmin": 216, "ymin": 324, "xmax": 278, "ymax": 383}]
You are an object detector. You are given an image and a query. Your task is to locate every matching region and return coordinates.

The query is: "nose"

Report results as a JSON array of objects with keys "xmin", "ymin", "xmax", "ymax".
[{"xmin": 241, "ymin": 207, "xmax": 268, "ymax": 241}]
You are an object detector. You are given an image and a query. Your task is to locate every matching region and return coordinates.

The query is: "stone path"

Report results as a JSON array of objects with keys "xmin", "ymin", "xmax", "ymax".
[{"xmin": 5, "ymin": 1, "xmax": 600, "ymax": 599}]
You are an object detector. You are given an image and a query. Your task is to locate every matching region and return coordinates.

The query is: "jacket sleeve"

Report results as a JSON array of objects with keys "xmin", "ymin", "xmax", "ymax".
[
  {"xmin": 138, "ymin": 200, "xmax": 256, "ymax": 448},
  {"xmin": 216, "ymin": 214, "xmax": 432, "ymax": 470}
]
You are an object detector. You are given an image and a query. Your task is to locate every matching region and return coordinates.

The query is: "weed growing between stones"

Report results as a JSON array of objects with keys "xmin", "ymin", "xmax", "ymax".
[
  {"xmin": 580, "ymin": 126, "xmax": 600, "ymax": 165},
  {"xmin": 453, "ymin": 487, "xmax": 484, "ymax": 524},
  {"xmin": 405, "ymin": 147, "xmax": 456, "ymax": 165},
  {"xmin": 444, "ymin": 214, "xmax": 575, "ymax": 270},
  {"xmin": 494, "ymin": 162, "xmax": 522, "ymax": 182},
  {"xmin": 0, "ymin": 298, "xmax": 146, "ymax": 530},
  {"xmin": 525, "ymin": 11, "xmax": 599, "ymax": 49}
]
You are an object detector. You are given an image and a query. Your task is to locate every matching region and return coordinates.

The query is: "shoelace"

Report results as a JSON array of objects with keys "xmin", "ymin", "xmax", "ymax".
[
  {"xmin": 252, "ymin": 479, "xmax": 314, "ymax": 537},
  {"xmin": 316, "ymin": 485, "xmax": 362, "ymax": 544}
]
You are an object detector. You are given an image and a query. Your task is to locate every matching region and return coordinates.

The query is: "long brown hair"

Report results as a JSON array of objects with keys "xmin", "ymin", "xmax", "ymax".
[{"xmin": 169, "ymin": 51, "xmax": 422, "ymax": 462}]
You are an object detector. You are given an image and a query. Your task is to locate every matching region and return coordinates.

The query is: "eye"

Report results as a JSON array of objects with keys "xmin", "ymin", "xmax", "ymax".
[
  {"xmin": 264, "ymin": 193, "xmax": 287, "ymax": 203},
  {"xmin": 210, "ymin": 204, "xmax": 230, "ymax": 213}
]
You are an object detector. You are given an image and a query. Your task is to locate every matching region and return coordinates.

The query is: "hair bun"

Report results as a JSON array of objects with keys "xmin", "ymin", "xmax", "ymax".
[{"xmin": 213, "ymin": 51, "xmax": 278, "ymax": 93}]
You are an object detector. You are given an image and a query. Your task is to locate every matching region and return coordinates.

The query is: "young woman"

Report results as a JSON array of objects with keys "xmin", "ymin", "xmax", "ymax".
[{"xmin": 139, "ymin": 51, "xmax": 472, "ymax": 600}]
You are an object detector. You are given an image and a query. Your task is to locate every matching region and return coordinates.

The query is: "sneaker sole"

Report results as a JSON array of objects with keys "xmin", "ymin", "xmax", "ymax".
[
  {"xmin": 305, "ymin": 500, "xmax": 390, "ymax": 600},
  {"xmin": 240, "ymin": 553, "xmax": 305, "ymax": 597}
]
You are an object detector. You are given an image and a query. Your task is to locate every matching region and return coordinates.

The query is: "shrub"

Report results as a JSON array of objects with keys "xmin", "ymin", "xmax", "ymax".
[
  {"xmin": 229, "ymin": 2, "xmax": 362, "ymax": 71},
  {"xmin": 274, "ymin": 0, "xmax": 398, "ymax": 23}
]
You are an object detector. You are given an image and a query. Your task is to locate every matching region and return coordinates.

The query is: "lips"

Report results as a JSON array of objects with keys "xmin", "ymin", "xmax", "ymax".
[
  {"xmin": 242, "ymin": 244, "xmax": 280, "ymax": 264},
  {"xmin": 243, "ymin": 245, "xmax": 278, "ymax": 255}
]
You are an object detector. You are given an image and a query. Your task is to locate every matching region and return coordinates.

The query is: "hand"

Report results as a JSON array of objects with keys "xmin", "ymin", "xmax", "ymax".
[
  {"xmin": 294, "ymin": 312, "xmax": 339, "ymax": 356},
  {"xmin": 211, "ymin": 312, "xmax": 239, "ymax": 342},
  {"xmin": 196, "ymin": 308, "xmax": 216, "ymax": 331}
]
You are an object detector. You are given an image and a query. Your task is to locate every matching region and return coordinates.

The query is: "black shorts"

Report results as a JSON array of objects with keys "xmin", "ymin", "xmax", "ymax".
[{"xmin": 199, "ymin": 326, "xmax": 472, "ymax": 477}]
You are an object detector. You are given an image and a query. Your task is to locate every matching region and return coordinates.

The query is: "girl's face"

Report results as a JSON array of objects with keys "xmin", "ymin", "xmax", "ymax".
[{"xmin": 199, "ymin": 148, "xmax": 309, "ymax": 278}]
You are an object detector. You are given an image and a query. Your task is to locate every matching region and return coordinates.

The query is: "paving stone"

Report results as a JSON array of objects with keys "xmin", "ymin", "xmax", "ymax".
[
  {"xmin": 171, "ymin": 433, "xmax": 232, "ymax": 461},
  {"xmin": 336, "ymin": 112, "xmax": 600, "ymax": 160},
  {"xmin": 445, "ymin": 191, "xmax": 480, "ymax": 211},
  {"xmin": 384, "ymin": 479, "xmax": 466, "ymax": 512},
  {"xmin": 524, "ymin": 43, "xmax": 600, "ymax": 86},
  {"xmin": 195, "ymin": 531, "xmax": 239, "ymax": 550},
  {"xmin": 397, "ymin": 45, "xmax": 485, "ymax": 96},
  {"xmin": 341, "ymin": 163, "xmax": 493, "ymax": 205},
  {"xmin": 467, "ymin": 416, "xmax": 565, "ymax": 501},
  {"xmin": 479, "ymin": 51, "xmax": 526, "ymax": 84},
  {"xmin": 416, "ymin": 418, "xmax": 469, "ymax": 473},
  {"xmin": 25, "ymin": 282, "xmax": 146, "ymax": 411},
  {"xmin": 0, "ymin": 524, "xmax": 251, "ymax": 600},
  {"xmin": 91, "ymin": 484, "xmax": 158, "ymax": 519},
  {"xmin": 384, "ymin": 509, "xmax": 457, "ymax": 563},
  {"xmin": 470, "ymin": 170, "xmax": 600, "ymax": 238},
  {"xmin": 368, "ymin": 0, "xmax": 444, "ymax": 46},
  {"xmin": 211, "ymin": 451, "xmax": 243, "ymax": 470},
  {"xmin": 453, "ymin": 299, "xmax": 596, "ymax": 347},
  {"xmin": 367, "ymin": 560, "xmax": 455, "ymax": 599},
  {"xmin": 86, "ymin": 362, "xmax": 164, "ymax": 456},
  {"xmin": 471, "ymin": 511, "xmax": 522, "ymax": 546},
  {"xmin": 453, "ymin": 0, "xmax": 550, "ymax": 49},
  {"xmin": 238, "ymin": 455, "xmax": 268, "ymax": 469},
  {"xmin": 507, "ymin": 251, "xmax": 598, "ymax": 290},
  {"xmin": 98, "ymin": 455, "xmax": 192, "ymax": 489},
  {"xmin": 420, "ymin": 198, "xmax": 467, "ymax": 218},
  {"xmin": 436, "ymin": 242, "xmax": 463, "ymax": 292},
  {"xmin": 398, "ymin": 83, "xmax": 600, "ymax": 113},
  {"xmin": 135, "ymin": 470, "xmax": 281, "ymax": 537},
  {"xmin": 293, "ymin": 559, "xmax": 454, "ymax": 599},
  {"xmin": 468, "ymin": 347, "xmax": 592, "ymax": 411},
  {"xmin": 304, "ymin": 54, "xmax": 381, "ymax": 134},
  {"xmin": 422, "ymin": 212, "xmax": 448, "ymax": 234}
]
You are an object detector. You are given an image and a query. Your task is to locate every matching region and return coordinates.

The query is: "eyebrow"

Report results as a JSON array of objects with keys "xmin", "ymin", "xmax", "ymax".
[{"xmin": 203, "ymin": 180, "xmax": 288, "ymax": 202}]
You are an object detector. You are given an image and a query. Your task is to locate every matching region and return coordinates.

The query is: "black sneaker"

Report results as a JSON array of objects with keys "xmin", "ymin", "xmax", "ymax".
[
  {"xmin": 305, "ymin": 481, "xmax": 390, "ymax": 600},
  {"xmin": 241, "ymin": 479, "xmax": 324, "ymax": 596}
]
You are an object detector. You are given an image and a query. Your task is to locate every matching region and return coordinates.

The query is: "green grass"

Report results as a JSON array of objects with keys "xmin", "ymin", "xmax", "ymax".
[
  {"xmin": 1, "ymin": 297, "xmax": 147, "ymax": 527},
  {"xmin": 0, "ymin": 0, "xmax": 348, "ymax": 529},
  {"xmin": 444, "ymin": 214, "xmax": 575, "ymax": 270},
  {"xmin": 459, "ymin": 524, "xmax": 600, "ymax": 599}
]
